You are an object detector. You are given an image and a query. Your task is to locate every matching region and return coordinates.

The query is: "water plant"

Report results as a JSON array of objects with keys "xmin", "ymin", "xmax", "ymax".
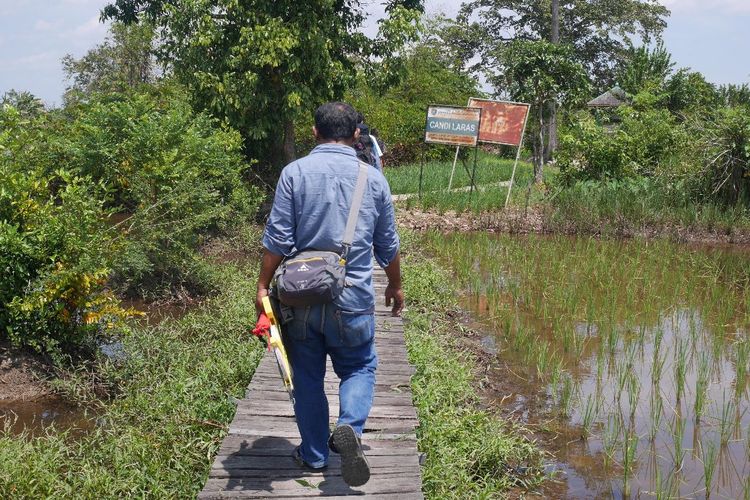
[
  {"xmin": 423, "ymin": 231, "xmax": 750, "ymax": 498},
  {"xmin": 694, "ymin": 351, "xmax": 711, "ymax": 422},
  {"xmin": 701, "ymin": 439, "xmax": 718, "ymax": 499}
]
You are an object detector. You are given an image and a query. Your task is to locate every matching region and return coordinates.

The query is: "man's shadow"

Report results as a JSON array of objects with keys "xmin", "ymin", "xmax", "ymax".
[{"xmin": 217, "ymin": 436, "xmax": 368, "ymax": 496}]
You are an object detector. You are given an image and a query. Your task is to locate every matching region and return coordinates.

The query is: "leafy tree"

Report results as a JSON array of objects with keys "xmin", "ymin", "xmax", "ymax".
[
  {"xmin": 347, "ymin": 31, "xmax": 479, "ymax": 165},
  {"xmin": 459, "ymin": 0, "xmax": 668, "ymax": 161},
  {"xmin": 500, "ymin": 40, "xmax": 590, "ymax": 182},
  {"xmin": 617, "ymin": 42, "xmax": 674, "ymax": 96},
  {"xmin": 62, "ymin": 22, "xmax": 157, "ymax": 104},
  {"xmin": 690, "ymin": 107, "xmax": 750, "ymax": 205},
  {"xmin": 102, "ymin": 0, "xmax": 423, "ymax": 169},
  {"xmin": 665, "ymin": 69, "xmax": 718, "ymax": 114},
  {"xmin": 1, "ymin": 90, "xmax": 45, "ymax": 119},
  {"xmin": 718, "ymin": 84, "xmax": 750, "ymax": 108},
  {"xmin": 461, "ymin": 0, "xmax": 669, "ymax": 87}
]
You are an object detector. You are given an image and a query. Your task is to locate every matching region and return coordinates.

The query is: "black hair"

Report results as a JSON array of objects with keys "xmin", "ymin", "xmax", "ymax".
[{"xmin": 314, "ymin": 102, "xmax": 359, "ymax": 140}]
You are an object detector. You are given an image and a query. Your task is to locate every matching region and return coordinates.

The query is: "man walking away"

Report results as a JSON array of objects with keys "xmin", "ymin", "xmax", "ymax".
[{"xmin": 256, "ymin": 102, "xmax": 403, "ymax": 487}]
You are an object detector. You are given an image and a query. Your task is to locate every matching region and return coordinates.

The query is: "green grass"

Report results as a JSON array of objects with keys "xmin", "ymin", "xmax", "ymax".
[
  {"xmin": 400, "ymin": 232, "xmax": 543, "ymax": 498},
  {"xmin": 0, "ymin": 257, "xmax": 264, "ymax": 498},
  {"xmin": 547, "ymin": 178, "xmax": 750, "ymax": 236}
]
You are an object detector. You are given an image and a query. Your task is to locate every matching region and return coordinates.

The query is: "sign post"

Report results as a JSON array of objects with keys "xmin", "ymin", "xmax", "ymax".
[
  {"xmin": 447, "ymin": 99, "xmax": 530, "ymax": 206},
  {"xmin": 424, "ymin": 105, "xmax": 482, "ymax": 197}
]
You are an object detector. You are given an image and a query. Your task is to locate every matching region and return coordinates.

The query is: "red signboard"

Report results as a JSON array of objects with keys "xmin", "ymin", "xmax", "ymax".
[{"xmin": 468, "ymin": 98, "xmax": 529, "ymax": 146}]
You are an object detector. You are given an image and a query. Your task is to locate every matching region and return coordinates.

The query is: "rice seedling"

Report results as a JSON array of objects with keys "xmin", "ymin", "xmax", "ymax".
[
  {"xmin": 650, "ymin": 391, "xmax": 664, "ymax": 442},
  {"xmin": 652, "ymin": 347, "xmax": 666, "ymax": 388},
  {"xmin": 559, "ymin": 373, "xmax": 575, "ymax": 417},
  {"xmin": 622, "ymin": 428, "xmax": 639, "ymax": 497},
  {"xmin": 701, "ymin": 439, "xmax": 718, "ymax": 499},
  {"xmin": 718, "ymin": 391, "xmax": 736, "ymax": 447},
  {"xmin": 423, "ymin": 231, "xmax": 750, "ymax": 498},
  {"xmin": 695, "ymin": 351, "xmax": 711, "ymax": 422},
  {"xmin": 735, "ymin": 338, "xmax": 749, "ymax": 399},
  {"xmin": 670, "ymin": 412, "xmax": 686, "ymax": 473},
  {"xmin": 674, "ymin": 338, "xmax": 689, "ymax": 404},
  {"xmin": 654, "ymin": 466, "xmax": 678, "ymax": 500},
  {"xmin": 581, "ymin": 393, "xmax": 597, "ymax": 438}
]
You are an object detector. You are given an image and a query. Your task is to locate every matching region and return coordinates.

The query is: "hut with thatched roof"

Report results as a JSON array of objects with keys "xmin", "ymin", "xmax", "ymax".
[{"xmin": 587, "ymin": 86, "xmax": 628, "ymax": 109}]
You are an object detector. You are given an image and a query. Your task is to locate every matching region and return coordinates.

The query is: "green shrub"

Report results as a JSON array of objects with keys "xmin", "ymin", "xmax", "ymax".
[
  {"xmin": 58, "ymin": 86, "xmax": 263, "ymax": 297},
  {"xmin": 557, "ymin": 103, "xmax": 684, "ymax": 182},
  {"xmin": 688, "ymin": 106, "xmax": 750, "ymax": 206},
  {"xmin": 0, "ymin": 106, "xmax": 124, "ymax": 358},
  {"xmin": 347, "ymin": 44, "xmax": 479, "ymax": 165}
]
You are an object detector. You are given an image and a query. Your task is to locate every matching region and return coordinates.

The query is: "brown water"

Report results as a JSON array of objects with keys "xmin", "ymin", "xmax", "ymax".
[
  {"xmin": 0, "ymin": 398, "xmax": 97, "ymax": 437},
  {"xmin": 426, "ymin": 232, "xmax": 750, "ymax": 499}
]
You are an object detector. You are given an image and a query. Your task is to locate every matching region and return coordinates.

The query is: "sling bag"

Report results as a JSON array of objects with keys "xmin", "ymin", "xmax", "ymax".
[{"xmin": 273, "ymin": 162, "xmax": 369, "ymax": 308}]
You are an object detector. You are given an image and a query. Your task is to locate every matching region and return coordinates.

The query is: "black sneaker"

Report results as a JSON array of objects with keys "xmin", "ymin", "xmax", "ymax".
[
  {"xmin": 331, "ymin": 424, "xmax": 370, "ymax": 487},
  {"xmin": 292, "ymin": 446, "xmax": 327, "ymax": 471}
]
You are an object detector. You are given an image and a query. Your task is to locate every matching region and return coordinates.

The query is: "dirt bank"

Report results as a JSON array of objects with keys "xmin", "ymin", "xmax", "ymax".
[
  {"xmin": 396, "ymin": 205, "xmax": 750, "ymax": 246},
  {"xmin": 0, "ymin": 342, "xmax": 52, "ymax": 402}
]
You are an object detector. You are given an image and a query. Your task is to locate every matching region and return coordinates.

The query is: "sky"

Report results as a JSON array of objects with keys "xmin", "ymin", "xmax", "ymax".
[{"xmin": 0, "ymin": 0, "xmax": 748, "ymax": 107}]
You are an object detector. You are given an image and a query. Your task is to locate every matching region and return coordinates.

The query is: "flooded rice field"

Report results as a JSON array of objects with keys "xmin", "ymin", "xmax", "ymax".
[{"xmin": 424, "ymin": 232, "xmax": 750, "ymax": 499}]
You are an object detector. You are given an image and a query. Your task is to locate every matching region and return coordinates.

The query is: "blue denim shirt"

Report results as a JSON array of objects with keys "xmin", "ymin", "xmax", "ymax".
[{"xmin": 262, "ymin": 144, "xmax": 400, "ymax": 313}]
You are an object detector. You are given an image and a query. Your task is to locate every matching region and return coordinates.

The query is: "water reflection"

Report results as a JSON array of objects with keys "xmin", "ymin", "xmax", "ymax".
[{"xmin": 432, "ymin": 232, "xmax": 750, "ymax": 498}]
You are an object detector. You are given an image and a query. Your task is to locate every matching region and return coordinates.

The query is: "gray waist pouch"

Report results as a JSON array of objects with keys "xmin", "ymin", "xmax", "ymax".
[{"xmin": 274, "ymin": 250, "xmax": 346, "ymax": 307}]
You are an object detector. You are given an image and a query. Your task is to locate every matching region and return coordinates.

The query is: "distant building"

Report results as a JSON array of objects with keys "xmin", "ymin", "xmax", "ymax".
[
  {"xmin": 587, "ymin": 86, "xmax": 628, "ymax": 109},
  {"xmin": 587, "ymin": 86, "xmax": 628, "ymax": 131}
]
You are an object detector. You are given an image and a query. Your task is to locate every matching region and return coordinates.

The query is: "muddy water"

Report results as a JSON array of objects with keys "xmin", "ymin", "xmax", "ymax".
[
  {"xmin": 0, "ymin": 398, "xmax": 97, "ymax": 437},
  {"xmin": 427, "ymin": 232, "xmax": 750, "ymax": 499}
]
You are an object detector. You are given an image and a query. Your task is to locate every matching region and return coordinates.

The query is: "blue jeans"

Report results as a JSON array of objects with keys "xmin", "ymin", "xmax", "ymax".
[{"xmin": 285, "ymin": 303, "xmax": 378, "ymax": 468}]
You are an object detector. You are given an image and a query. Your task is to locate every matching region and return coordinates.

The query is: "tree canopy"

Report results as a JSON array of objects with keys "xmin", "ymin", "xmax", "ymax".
[
  {"xmin": 102, "ymin": 0, "xmax": 422, "ymax": 168},
  {"xmin": 460, "ymin": 0, "xmax": 669, "ymax": 88}
]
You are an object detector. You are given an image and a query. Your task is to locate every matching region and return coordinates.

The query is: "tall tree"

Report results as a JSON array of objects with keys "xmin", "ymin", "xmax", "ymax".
[
  {"xmin": 616, "ymin": 42, "xmax": 674, "ymax": 96},
  {"xmin": 102, "ymin": 0, "xmax": 422, "ymax": 169},
  {"xmin": 460, "ymin": 0, "xmax": 669, "ymax": 163},
  {"xmin": 62, "ymin": 22, "xmax": 157, "ymax": 103},
  {"xmin": 461, "ymin": 0, "xmax": 669, "ymax": 86},
  {"xmin": 546, "ymin": 0, "xmax": 560, "ymax": 161},
  {"xmin": 501, "ymin": 40, "xmax": 590, "ymax": 183}
]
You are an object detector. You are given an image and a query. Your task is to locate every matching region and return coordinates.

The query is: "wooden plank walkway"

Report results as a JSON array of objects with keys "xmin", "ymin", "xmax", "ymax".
[{"xmin": 199, "ymin": 269, "xmax": 423, "ymax": 499}]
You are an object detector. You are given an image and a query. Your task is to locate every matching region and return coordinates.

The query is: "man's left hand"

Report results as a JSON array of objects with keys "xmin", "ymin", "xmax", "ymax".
[{"xmin": 385, "ymin": 285, "xmax": 404, "ymax": 317}]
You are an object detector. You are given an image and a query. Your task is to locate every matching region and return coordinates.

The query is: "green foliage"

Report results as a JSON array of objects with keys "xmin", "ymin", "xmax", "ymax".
[
  {"xmin": 718, "ymin": 84, "xmax": 750, "ymax": 108},
  {"xmin": 460, "ymin": 0, "xmax": 669, "ymax": 87},
  {"xmin": 557, "ymin": 104, "xmax": 684, "ymax": 182},
  {"xmin": 62, "ymin": 22, "xmax": 157, "ymax": 105},
  {"xmin": 617, "ymin": 42, "xmax": 674, "ymax": 96},
  {"xmin": 0, "ymin": 259, "xmax": 263, "ymax": 497},
  {"xmin": 102, "ymin": 0, "xmax": 369, "ymax": 167},
  {"xmin": 0, "ymin": 106, "xmax": 122, "ymax": 358},
  {"xmin": 665, "ymin": 69, "xmax": 718, "ymax": 114},
  {"xmin": 347, "ymin": 36, "xmax": 479, "ymax": 165},
  {"xmin": 501, "ymin": 40, "xmax": 591, "ymax": 109},
  {"xmin": 688, "ymin": 106, "xmax": 750, "ymax": 206},
  {"xmin": 60, "ymin": 86, "xmax": 261, "ymax": 296},
  {"xmin": 0, "ymin": 90, "xmax": 45, "ymax": 119},
  {"xmin": 0, "ymin": 85, "xmax": 261, "ymax": 356}
]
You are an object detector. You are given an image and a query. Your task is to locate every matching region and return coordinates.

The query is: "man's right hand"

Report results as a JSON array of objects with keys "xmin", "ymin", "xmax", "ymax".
[
  {"xmin": 385, "ymin": 285, "xmax": 404, "ymax": 317},
  {"xmin": 256, "ymin": 287, "xmax": 269, "ymax": 316}
]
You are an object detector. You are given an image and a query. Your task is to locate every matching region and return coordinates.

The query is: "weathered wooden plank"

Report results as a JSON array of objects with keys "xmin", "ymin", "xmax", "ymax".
[
  {"xmin": 200, "ymin": 474, "xmax": 423, "ymax": 495},
  {"xmin": 234, "ymin": 404, "xmax": 418, "ymax": 420},
  {"xmin": 200, "ymin": 492, "xmax": 423, "ymax": 500},
  {"xmin": 244, "ymin": 390, "xmax": 415, "ymax": 406},
  {"xmin": 212, "ymin": 453, "xmax": 420, "ymax": 470}
]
